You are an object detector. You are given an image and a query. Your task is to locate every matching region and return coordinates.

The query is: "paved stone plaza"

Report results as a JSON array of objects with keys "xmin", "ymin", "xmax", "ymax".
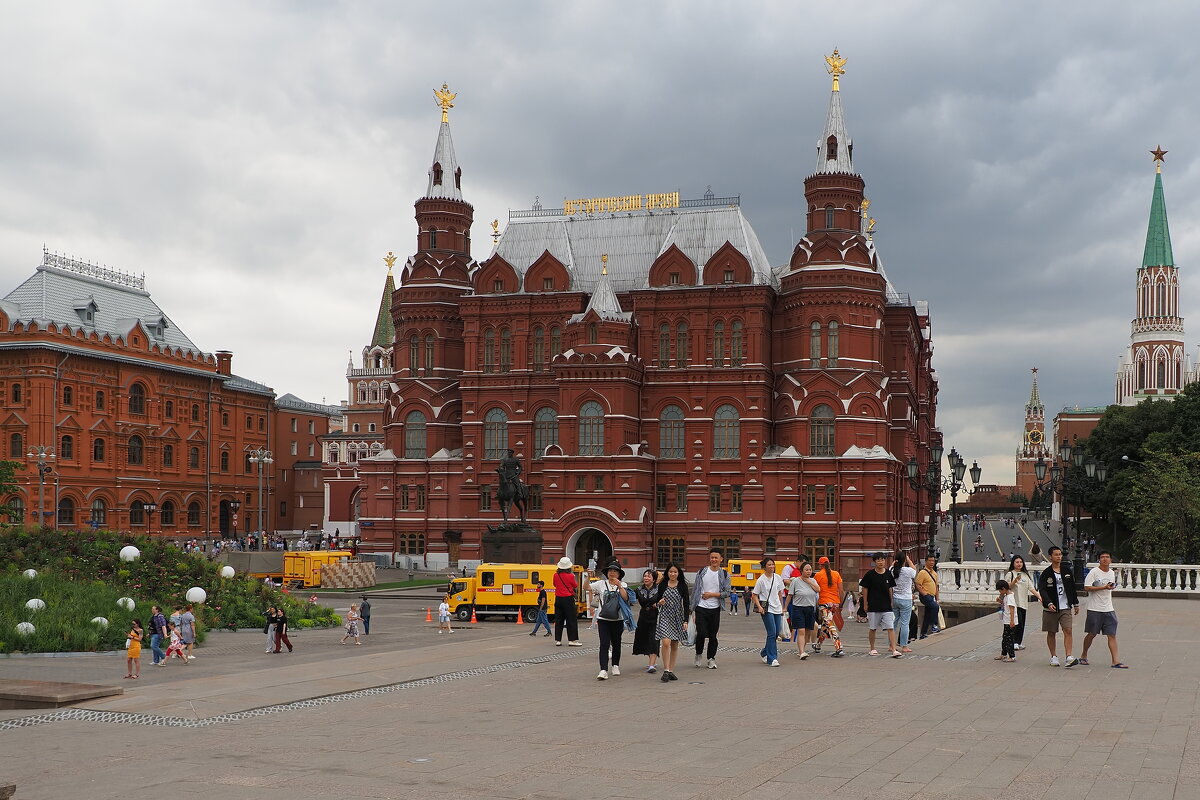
[{"xmin": 0, "ymin": 597, "xmax": 1197, "ymax": 799}]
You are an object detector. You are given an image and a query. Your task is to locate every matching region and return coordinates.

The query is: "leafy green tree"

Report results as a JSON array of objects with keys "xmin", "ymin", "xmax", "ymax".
[
  {"xmin": 1119, "ymin": 451, "xmax": 1200, "ymax": 563},
  {"xmin": 0, "ymin": 460, "xmax": 21, "ymax": 521}
]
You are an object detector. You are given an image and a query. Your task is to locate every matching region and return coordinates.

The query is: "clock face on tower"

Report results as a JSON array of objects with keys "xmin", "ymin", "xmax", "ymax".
[{"xmin": 1028, "ymin": 430, "xmax": 1043, "ymax": 445}]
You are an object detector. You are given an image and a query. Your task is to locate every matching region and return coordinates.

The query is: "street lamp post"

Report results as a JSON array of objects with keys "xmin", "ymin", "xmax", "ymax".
[
  {"xmin": 25, "ymin": 446, "xmax": 55, "ymax": 528},
  {"xmin": 906, "ymin": 443, "xmax": 945, "ymax": 560},
  {"xmin": 144, "ymin": 501, "xmax": 158, "ymax": 537},
  {"xmin": 247, "ymin": 448, "xmax": 273, "ymax": 548},
  {"xmin": 1035, "ymin": 438, "xmax": 1106, "ymax": 583},
  {"xmin": 945, "ymin": 447, "xmax": 982, "ymax": 567},
  {"xmin": 230, "ymin": 499, "xmax": 241, "ymax": 543}
]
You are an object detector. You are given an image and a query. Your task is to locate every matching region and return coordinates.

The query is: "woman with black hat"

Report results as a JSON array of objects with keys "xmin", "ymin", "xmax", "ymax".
[{"xmin": 591, "ymin": 561, "xmax": 630, "ymax": 680}]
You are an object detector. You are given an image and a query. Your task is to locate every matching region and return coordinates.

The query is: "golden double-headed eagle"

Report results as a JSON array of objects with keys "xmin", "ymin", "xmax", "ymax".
[{"xmin": 434, "ymin": 83, "xmax": 456, "ymax": 122}]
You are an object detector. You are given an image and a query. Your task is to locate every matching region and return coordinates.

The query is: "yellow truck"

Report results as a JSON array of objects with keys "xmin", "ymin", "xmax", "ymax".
[
  {"xmin": 727, "ymin": 558, "xmax": 805, "ymax": 590},
  {"xmin": 448, "ymin": 563, "xmax": 588, "ymax": 622},
  {"xmin": 219, "ymin": 550, "xmax": 353, "ymax": 589}
]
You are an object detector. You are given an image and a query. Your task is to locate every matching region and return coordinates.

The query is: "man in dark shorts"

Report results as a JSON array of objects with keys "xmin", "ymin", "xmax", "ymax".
[
  {"xmin": 1079, "ymin": 551, "xmax": 1126, "ymax": 668},
  {"xmin": 1037, "ymin": 546, "xmax": 1079, "ymax": 667}
]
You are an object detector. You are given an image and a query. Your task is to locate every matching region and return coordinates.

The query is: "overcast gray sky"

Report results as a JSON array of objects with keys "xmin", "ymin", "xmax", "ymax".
[{"xmin": 2, "ymin": 1, "xmax": 1197, "ymax": 488}]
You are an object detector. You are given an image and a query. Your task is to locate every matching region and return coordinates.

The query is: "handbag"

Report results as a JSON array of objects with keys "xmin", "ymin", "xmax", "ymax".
[
  {"xmin": 124, "ymin": 638, "xmax": 131, "ymax": 649},
  {"xmin": 937, "ymin": 608, "xmax": 947, "ymax": 629}
]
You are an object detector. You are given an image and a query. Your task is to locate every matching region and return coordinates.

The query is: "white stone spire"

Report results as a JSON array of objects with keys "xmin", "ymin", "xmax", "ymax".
[
  {"xmin": 814, "ymin": 87, "xmax": 855, "ymax": 175},
  {"xmin": 426, "ymin": 120, "xmax": 462, "ymax": 201}
]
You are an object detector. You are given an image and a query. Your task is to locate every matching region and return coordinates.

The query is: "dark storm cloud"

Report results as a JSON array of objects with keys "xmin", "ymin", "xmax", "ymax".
[{"xmin": 1, "ymin": 1, "xmax": 1197, "ymax": 481}]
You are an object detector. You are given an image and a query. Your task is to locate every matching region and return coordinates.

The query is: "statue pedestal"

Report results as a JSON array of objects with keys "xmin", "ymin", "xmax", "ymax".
[{"xmin": 481, "ymin": 523, "xmax": 543, "ymax": 564}]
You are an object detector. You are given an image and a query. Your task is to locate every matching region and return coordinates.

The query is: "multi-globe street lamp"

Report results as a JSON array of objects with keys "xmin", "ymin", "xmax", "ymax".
[
  {"xmin": 144, "ymin": 501, "xmax": 158, "ymax": 536},
  {"xmin": 906, "ymin": 443, "xmax": 946, "ymax": 560},
  {"xmin": 25, "ymin": 446, "xmax": 55, "ymax": 528},
  {"xmin": 230, "ymin": 499, "xmax": 241, "ymax": 542},
  {"xmin": 943, "ymin": 447, "xmax": 982, "ymax": 567},
  {"xmin": 247, "ymin": 448, "xmax": 273, "ymax": 546},
  {"xmin": 1034, "ymin": 437, "xmax": 1106, "ymax": 582}
]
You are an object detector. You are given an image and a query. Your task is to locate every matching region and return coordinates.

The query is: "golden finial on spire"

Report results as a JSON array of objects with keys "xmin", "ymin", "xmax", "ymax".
[
  {"xmin": 860, "ymin": 197, "xmax": 871, "ymax": 214},
  {"xmin": 434, "ymin": 83, "xmax": 456, "ymax": 123},
  {"xmin": 490, "ymin": 219, "xmax": 500, "ymax": 245},
  {"xmin": 825, "ymin": 48, "xmax": 847, "ymax": 92},
  {"xmin": 383, "ymin": 251, "xmax": 397, "ymax": 274},
  {"xmin": 1151, "ymin": 145, "xmax": 1168, "ymax": 174},
  {"xmin": 867, "ymin": 217, "xmax": 876, "ymax": 235},
  {"xmin": 601, "ymin": 253, "xmax": 608, "ymax": 276}
]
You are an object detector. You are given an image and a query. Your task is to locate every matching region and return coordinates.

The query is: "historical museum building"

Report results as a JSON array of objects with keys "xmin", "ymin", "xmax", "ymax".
[
  {"xmin": 1116, "ymin": 149, "xmax": 1198, "ymax": 405},
  {"xmin": 348, "ymin": 58, "xmax": 940, "ymax": 573},
  {"xmin": 0, "ymin": 250, "xmax": 338, "ymax": 537}
]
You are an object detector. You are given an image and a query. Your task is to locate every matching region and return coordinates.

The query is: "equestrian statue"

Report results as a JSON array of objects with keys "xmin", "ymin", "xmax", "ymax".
[{"xmin": 495, "ymin": 449, "xmax": 529, "ymax": 524}]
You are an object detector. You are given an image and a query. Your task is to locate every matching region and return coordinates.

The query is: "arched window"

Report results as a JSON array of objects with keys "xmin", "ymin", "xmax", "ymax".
[
  {"xmin": 191, "ymin": 403, "xmax": 199, "ymax": 422},
  {"xmin": 1157, "ymin": 355, "xmax": 1168, "ymax": 388},
  {"xmin": 810, "ymin": 321, "xmax": 821, "ymax": 366},
  {"xmin": 9, "ymin": 496, "xmax": 24, "ymax": 524},
  {"xmin": 534, "ymin": 407, "xmax": 559, "ymax": 458},
  {"xmin": 824, "ymin": 205, "xmax": 835, "ymax": 229},
  {"xmin": 483, "ymin": 329, "xmax": 496, "ymax": 373},
  {"xmin": 588, "ymin": 323, "xmax": 598, "ymax": 345},
  {"xmin": 409, "ymin": 335, "xmax": 419, "ymax": 371},
  {"xmin": 404, "ymin": 410, "xmax": 427, "ymax": 459},
  {"xmin": 675, "ymin": 322, "xmax": 689, "ymax": 368},
  {"xmin": 357, "ymin": 384, "xmax": 367, "ymax": 403},
  {"xmin": 9, "ymin": 432, "xmax": 21, "ymax": 459},
  {"xmin": 128, "ymin": 435, "xmax": 145, "ymax": 466},
  {"xmin": 95, "ymin": 390, "xmax": 105, "ymax": 410},
  {"xmin": 130, "ymin": 500, "xmax": 145, "ymax": 526},
  {"xmin": 162, "ymin": 444, "xmax": 174, "ymax": 467},
  {"xmin": 765, "ymin": 536, "xmax": 777, "ymax": 554},
  {"xmin": 187, "ymin": 501, "xmax": 201, "ymax": 526},
  {"xmin": 826, "ymin": 135, "xmax": 838, "ymax": 160},
  {"xmin": 432, "ymin": 162, "xmax": 443, "ymax": 185},
  {"xmin": 245, "ymin": 414, "xmax": 252, "ymax": 430},
  {"xmin": 63, "ymin": 386, "xmax": 73, "ymax": 406},
  {"xmin": 731, "ymin": 321, "xmax": 744, "ymax": 367},
  {"xmin": 220, "ymin": 452, "xmax": 229, "ymax": 472},
  {"xmin": 484, "ymin": 408, "xmax": 509, "ymax": 459},
  {"xmin": 188, "ymin": 447, "xmax": 200, "ymax": 469},
  {"xmin": 128, "ymin": 383, "xmax": 146, "ymax": 415},
  {"xmin": 659, "ymin": 405, "xmax": 685, "ymax": 459},
  {"xmin": 578, "ymin": 401, "xmax": 605, "ymax": 455},
  {"xmin": 550, "ymin": 326, "xmax": 561, "ymax": 361},
  {"xmin": 532, "ymin": 327, "xmax": 545, "ymax": 373},
  {"xmin": 164, "ymin": 400, "xmax": 173, "ymax": 418},
  {"xmin": 500, "ymin": 329, "xmax": 512, "ymax": 372},
  {"xmin": 1137, "ymin": 355, "xmax": 1147, "ymax": 390},
  {"xmin": 1156, "ymin": 279, "xmax": 1167, "ymax": 316},
  {"xmin": 429, "ymin": 228, "xmax": 438, "ymax": 248},
  {"xmin": 90, "ymin": 498, "xmax": 107, "ymax": 527},
  {"xmin": 713, "ymin": 404, "xmax": 740, "ymax": 458},
  {"xmin": 11, "ymin": 383, "xmax": 21, "ymax": 403},
  {"xmin": 425, "ymin": 334, "xmax": 435, "ymax": 370},
  {"xmin": 57, "ymin": 497, "xmax": 76, "ymax": 527},
  {"xmin": 810, "ymin": 404, "xmax": 836, "ymax": 456},
  {"xmin": 713, "ymin": 321, "xmax": 725, "ymax": 368},
  {"xmin": 92, "ymin": 437, "xmax": 105, "ymax": 461},
  {"xmin": 60, "ymin": 435, "xmax": 73, "ymax": 460},
  {"xmin": 828, "ymin": 320, "xmax": 839, "ymax": 367},
  {"xmin": 160, "ymin": 500, "xmax": 175, "ymax": 526},
  {"xmin": 658, "ymin": 323, "xmax": 670, "ymax": 368}
]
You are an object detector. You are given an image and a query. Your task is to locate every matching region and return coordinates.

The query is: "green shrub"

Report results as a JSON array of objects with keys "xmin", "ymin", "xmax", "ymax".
[{"xmin": 0, "ymin": 529, "xmax": 340, "ymax": 653}]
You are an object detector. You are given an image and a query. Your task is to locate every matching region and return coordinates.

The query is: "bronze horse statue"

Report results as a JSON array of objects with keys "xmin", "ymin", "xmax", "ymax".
[{"xmin": 497, "ymin": 473, "xmax": 528, "ymax": 524}]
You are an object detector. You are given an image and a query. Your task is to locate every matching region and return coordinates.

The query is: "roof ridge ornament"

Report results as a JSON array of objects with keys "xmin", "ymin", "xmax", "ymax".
[
  {"xmin": 434, "ymin": 83, "xmax": 456, "ymax": 123},
  {"xmin": 825, "ymin": 48, "xmax": 847, "ymax": 92}
]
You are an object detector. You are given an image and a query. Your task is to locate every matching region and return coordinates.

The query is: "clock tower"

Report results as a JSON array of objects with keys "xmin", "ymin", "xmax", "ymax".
[{"xmin": 1015, "ymin": 367, "xmax": 1050, "ymax": 504}]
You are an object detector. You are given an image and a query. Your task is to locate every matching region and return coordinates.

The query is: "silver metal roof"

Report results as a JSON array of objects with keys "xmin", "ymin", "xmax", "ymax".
[
  {"xmin": 225, "ymin": 373, "xmax": 274, "ymax": 397},
  {"xmin": 276, "ymin": 392, "xmax": 342, "ymax": 416},
  {"xmin": 2, "ymin": 253, "xmax": 202, "ymax": 354},
  {"xmin": 424, "ymin": 121, "xmax": 462, "ymax": 201},
  {"xmin": 569, "ymin": 271, "xmax": 630, "ymax": 323},
  {"xmin": 494, "ymin": 205, "xmax": 775, "ymax": 293},
  {"xmin": 814, "ymin": 89, "xmax": 855, "ymax": 175}
]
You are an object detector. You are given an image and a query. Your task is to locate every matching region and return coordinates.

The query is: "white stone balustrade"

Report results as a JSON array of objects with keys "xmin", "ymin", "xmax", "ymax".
[{"xmin": 936, "ymin": 561, "xmax": 1200, "ymax": 604}]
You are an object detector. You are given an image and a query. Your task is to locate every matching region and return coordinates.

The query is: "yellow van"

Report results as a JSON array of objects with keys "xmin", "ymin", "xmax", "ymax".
[
  {"xmin": 727, "ymin": 557, "xmax": 804, "ymax": 590},
  {"xmin": 448, "ymin": 563, "xmax": 587, "ymax": 622}
]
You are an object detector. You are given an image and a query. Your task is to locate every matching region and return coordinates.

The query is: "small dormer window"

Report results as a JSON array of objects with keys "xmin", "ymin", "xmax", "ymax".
[
  {"xmin": 588, "ymin": 323, "xmax": 598, "ymax": 344},
  {"xmin": 493, "ymin": 279, "xmax": 504, "ymax": 293},
  {"xmin": 432, "ymin": 162, "xmax": 443, "ymax": 186},
  {"xmin": 670, "ymin": 272, "xmax": 680, "ymax": 285},
  {"xmin": 826, "ymin": 135, "xmax": 838, "ymax": 160},
  {"xmin": 543, "ymin": 277, "xmax": 554, "ymax": 291},
  {"xmin": 723, "ymin": 269, "xmax": 735, "ymax": 284},
  {"xmin": 454, "ymin": 167, "xmax": 462, "ymax": 189}
]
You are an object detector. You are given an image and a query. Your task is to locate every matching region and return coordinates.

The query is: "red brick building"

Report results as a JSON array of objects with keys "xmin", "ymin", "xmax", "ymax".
[
  {"xmin": 350, "ymin": 65, "xmax": 940, "ymax": 574},
  {"xmin": 0, "ymin": 250, "xmax": 336, "ymax": 537}
]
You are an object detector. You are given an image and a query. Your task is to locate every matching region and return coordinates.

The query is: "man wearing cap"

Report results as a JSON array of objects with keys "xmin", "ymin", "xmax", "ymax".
[{"xmin": 691, "ymin": 549, "xmax": 732, "ymax": 670}]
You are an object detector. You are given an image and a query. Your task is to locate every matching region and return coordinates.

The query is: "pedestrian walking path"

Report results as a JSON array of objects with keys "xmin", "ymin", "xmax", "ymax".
[{"xmin": 0, "ymin": 597, "xmax": 1196, "ymax": 799}]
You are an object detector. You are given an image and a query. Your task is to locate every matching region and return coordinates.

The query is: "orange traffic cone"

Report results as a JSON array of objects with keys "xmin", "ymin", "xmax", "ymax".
[
  {"xmin": 470, "ymin": 608, "xmax": 478, "ymax": 624},
  {"xmin": 515, "ymin": 609, "xmax": 524, "ymax": 625},
  {"xmin": 425, "ymin": 607, "xmax": 432, "ymax": 623}
]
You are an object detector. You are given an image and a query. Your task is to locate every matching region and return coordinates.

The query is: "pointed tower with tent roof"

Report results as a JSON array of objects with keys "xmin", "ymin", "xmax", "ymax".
[
  {"xmin": 1014, "ymin": 367, "xmax": 1051, "ymax": 504},
  {"xmin": 1115, "ymin": 147, "xmax": 1198, "ymax": 405}
]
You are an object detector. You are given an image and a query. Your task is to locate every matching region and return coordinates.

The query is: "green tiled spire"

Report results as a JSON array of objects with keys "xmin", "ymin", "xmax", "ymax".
[
  {"xmin": 370, "ymin": 270, "xmax": 396, "ymax": 348},
  {"xmin": 1142, "ymin": 171, "xmax": 1175, "ymax": 267}
]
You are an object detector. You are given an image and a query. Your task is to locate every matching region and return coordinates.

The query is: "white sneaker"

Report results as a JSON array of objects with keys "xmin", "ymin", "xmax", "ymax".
[
  {"xmin": 761, "ymin": 654, "xmax": 769, "ymax": 663},
  {"xmin": 611, "ymin": 664, "xmax": 620, "ymax": 676},
  {"xmin": 1049, "ymin": 656, "xmax": 1060, "ymax": 666},
  {"xmin": 597, "ymin": 670, "xmax": 608, "ymax": 680},
  {"xmin": 1014, "ymin": 643, "xmax": 1025, "ymax": 650},
  {"xmin": 769, "ymin": 659, "xmax": 780, "ymax": 667},
  {"xmin": 187, "ymin": 655, "xmax": 196, "ymax": 660},
  {"xmin": 568, "ymin": 641, "xmax": 582, "ymax": 647},
  {"xmin": 707, "ymin": 658, "xmax": 717, "ymax": 669},
  {"xmin": 695, "ymin": 654, "xmax": 703, "ymax": 668},
  {"xmin": 556, "ymin": 641, "xmax": 563, "ymax": 647},
  {"xmin": 798, "ymin": 651, "xmax": 809, "ymax": 660}
]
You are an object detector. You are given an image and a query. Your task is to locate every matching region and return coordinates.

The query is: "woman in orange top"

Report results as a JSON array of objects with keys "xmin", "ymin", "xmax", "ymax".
[{"xmin": 812, "ymin": 557, "xmax": 845, "ymax": 657}]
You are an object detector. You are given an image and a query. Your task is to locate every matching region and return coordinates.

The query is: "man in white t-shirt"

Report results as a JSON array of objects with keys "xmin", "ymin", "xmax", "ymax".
[
  {"xmin": 691, "ymin": 549, "xmax": 731, "ymax": 670},
  {"xmin": 1080, "ymin": 551, "xmax": 1126, "ymax": 668}
]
